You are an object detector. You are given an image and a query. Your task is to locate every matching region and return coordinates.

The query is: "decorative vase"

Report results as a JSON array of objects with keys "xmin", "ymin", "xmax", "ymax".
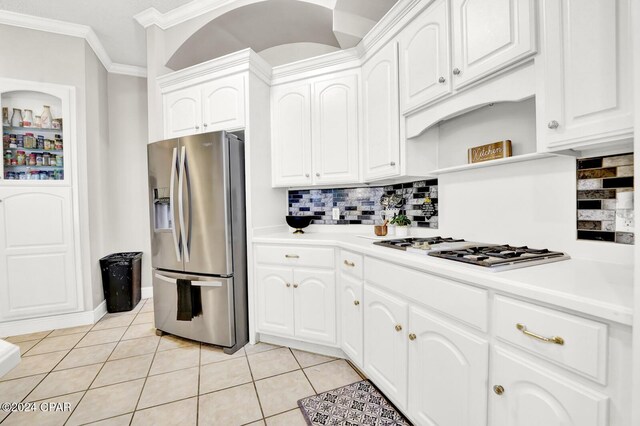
[
  {"xmin": 10, "ymin": 108, "xmax": 23, "ymax": 127},
  {"xmin": 23, "ymin": 109, "xmax": 33, "ymax": 127},
  {"xmin": 387, "ymin": 224, "xmax": 396, "ymax": 236},
  {"xmin": 40, "ymin": 105, "xmax": 52, "ymax": 129},
  {"xmin": 396, "ymin": 226, "xmax": 409, "ymax": 237},
  {"xmin": 2, "ymin": 107, "xmax": 9, "ymax": 126}
]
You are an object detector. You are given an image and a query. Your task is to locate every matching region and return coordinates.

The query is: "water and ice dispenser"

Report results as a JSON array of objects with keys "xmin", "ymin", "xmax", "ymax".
[{"xmin": 153, "ymin": 188, "xmax": 172, "ymax": 231}]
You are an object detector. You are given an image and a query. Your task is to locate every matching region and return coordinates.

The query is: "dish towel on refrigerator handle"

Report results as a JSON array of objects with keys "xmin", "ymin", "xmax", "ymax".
[{"xmin": 176, "ymin": 279, "xmax": 203, "ymax": 321}]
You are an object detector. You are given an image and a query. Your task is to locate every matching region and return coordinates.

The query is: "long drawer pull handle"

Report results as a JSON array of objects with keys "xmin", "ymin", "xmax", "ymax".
[
  {"xmin": 343, "ymin": 260, "xmax": 355, "ymax": 267},
  {"xmin": 285, "ymin": 254, "xmax": 299, "ymax": 259},
  {"xmin": 516, "ymin": 323, "xmax": 564, "ymax": 345}
]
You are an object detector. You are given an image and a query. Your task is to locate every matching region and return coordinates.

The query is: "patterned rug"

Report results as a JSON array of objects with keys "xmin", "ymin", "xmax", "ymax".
[{"xmin": 298, "ymin": 380, "xmax": 411, "ymax": 425}]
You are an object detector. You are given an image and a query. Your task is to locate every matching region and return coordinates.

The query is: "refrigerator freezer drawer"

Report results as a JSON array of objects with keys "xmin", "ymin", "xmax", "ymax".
[{"xmin": 153, "ymin": 271, "xmax": 235, "ymax": 347}]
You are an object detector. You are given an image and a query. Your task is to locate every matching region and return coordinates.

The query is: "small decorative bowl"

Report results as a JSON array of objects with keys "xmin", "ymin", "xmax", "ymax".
[{"xmin": 286, "ymin": 215, "xmax": 313, "ymax": 234}]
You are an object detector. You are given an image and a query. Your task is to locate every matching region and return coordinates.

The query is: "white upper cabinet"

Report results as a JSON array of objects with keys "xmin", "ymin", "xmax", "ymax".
[
  {"xmin": 271, "ymin": 72, "xmax": 359, "ymax": 187},
  {"xmin": 362, "ymin": 42, "xmax": 401, "ymax": 181},
  {"xmin": 408, "ymin": 306, "xmax": 489, "ymax": 426},
  {"xmin": 537, "ymin": 0, "xmax": 632, "ymax": 151},
  {"xmin": 163, "ymin": 74, "xmax": 246, "ymax": 139},
  {"xmin": 364, "ymin": 285, "xmax": 409, "ymax": 409},
  {"xmin": 271, "ymin": 84, "xmax": 313, "ymax": 187},
  {"xmin": 201, "ymin": 74, "xmax": 246, "ymax": 133},
  {"xmin": 399, "ymin": 0, "xmax": 452, "ymax": 112},
  {"xmin": 451, "ymin": 0, "xmax": 536, "ymax": 88},
  {"xmin": 312, "ymin": 75, "xmax": 359, "ymax": 185},
  {"xmin": 164, "ymin": 86, "xmax": 202, "ymax": 138},
  {"xmin": 490, "ymin": 348, "xmax": 609, "ymax": 426}
]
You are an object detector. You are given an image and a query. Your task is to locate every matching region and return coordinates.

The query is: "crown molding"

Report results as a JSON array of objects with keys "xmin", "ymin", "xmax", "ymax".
[
  {"xmin": 0, "ymin": 10, "xmax": 147, "ymax": 78},
  {"xmin": 135, "ymin": 0, "xmax": 336, "ymax": 30},
  {"xmin": 158, "ymin": 48, "xmax": 272, "ymax": 91},
  {"xmin": 359, "ymin": 0, "xmax": 426, "ymax": 55},
  {"xmin": 271, "ymin": 48, "xmax": 361, "ymax": 85}
]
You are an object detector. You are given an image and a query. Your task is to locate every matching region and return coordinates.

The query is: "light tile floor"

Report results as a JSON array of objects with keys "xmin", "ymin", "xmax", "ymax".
[{"xmin": 0, "ymin": 299, "xmax": 365, "ymax": 425}]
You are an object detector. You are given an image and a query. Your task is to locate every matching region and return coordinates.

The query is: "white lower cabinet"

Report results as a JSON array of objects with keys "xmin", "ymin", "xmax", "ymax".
[
  {"xmin": 255, "ymin": 266, "xmax": 294, "ymax": 337},
  {"xmin": 294, "ymin": 268, "xmax": 336, "ymax": 344},
  {"xmin": 489, "ymin": 347, "xmax": 609, "ymax": 426},
  {"xmin": 408, "ymin": 306, "xmax": 489, "ymax": 426},
  {"xmin": 0, "ymin": 186, "xmax": 79, "ymax": 320},
  {"xmin": 255, "ymin": 247, "xmax": 336, "ymax": 346},
  {"xmin": 363, "ymin": 285, "xmax": 409, "ymax": 409},
  {"xmin": 339, "ymin": 272, "xmax": 363, "ymax": 367}
]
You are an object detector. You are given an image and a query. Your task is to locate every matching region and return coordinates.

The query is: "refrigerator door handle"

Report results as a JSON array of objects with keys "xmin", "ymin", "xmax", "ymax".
[
  {"xmin": 154, "ymin": 273, "xmax": 223, "ymax": 287},
  {"xmin": 178, "ymin": 145, "xmax": 190, "ymax": 263},
  {"xmin": 169, "ymin": 147, "xmax": 181, "ymax": 262}
]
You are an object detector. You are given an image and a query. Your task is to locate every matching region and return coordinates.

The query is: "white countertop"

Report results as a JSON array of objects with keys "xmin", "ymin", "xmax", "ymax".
[{"xmin": 253, "ymin": 230, "xmax": 634, "ymax": 326}]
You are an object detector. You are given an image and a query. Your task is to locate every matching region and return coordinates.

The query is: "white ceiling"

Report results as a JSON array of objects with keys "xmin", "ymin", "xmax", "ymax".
[{"xmin": 0, "ymin": 0, "xmax": 397, "ymax": 70}]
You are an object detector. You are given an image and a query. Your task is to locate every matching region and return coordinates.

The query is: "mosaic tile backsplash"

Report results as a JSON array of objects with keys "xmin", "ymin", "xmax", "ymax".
[
  {"xmin": 577, "ymin": 153, "xmax": 634, "ymax": 244},
  {"xmin": 288, "ymin": 180, "xmax": 439, "ymax": 228}
]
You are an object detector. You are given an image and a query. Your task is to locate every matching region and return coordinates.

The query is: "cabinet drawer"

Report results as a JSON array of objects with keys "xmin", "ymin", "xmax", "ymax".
[
  {"xmin": 493, "ymin": 295, "xmax": 608, "ymax": 384},
  {"xmin": 365, "ymin": 257, "xmax": 488, "ymax": 331},
  {"xmin": 254, "ymin": 245, "xmax": 334, "ymax": 268},
  {"xmin": 339, "ymin": 250, "xmax": 363, "ymax": 279}
]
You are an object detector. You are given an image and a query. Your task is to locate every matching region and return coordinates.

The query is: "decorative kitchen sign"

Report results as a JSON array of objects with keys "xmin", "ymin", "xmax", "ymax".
[{"xmin": 467, "ymin": 140, "xmax": 512, "ymax": 164}]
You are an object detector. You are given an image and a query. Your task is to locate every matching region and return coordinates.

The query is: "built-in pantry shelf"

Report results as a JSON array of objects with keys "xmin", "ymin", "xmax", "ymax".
[{"xmin": 427, "ymin": 152, "xmax": 557, "ymax": 176}]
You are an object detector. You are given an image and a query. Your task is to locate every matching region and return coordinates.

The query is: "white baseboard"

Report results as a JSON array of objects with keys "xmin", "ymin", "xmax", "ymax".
[
  {"xmin": 141, "ymin": 286, "xmax": 153, "ymax": 299},
  {"xmin": 258, "ymin": 333, "xmax": 347, "ymax": 359},
  {"xmin": 0, "ymin": 301, "xmax": 108, "ymax": 337}
]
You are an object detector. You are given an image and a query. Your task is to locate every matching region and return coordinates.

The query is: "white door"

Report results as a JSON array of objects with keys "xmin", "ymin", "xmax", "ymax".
[
  {"xmin": 312, "ymin": 74, "xmax": 359, "ymax": 185},
  {"xmin": 271, "ymin": 84, "xmax": 313, "ymax": 187},
  {"xmin": 408, "ymin": 306, "xmax": 489, "ymax": 426},
  {"xmin": 0, "ymin": 187, "xmax": 79, "ymax": 320},
  {"xmin": 364, "ymin": 285, "xmax": 409, "ymax": 409},
  {"xmin": 201, "ymin": 74, "xmax": 246, "ymax": 132},
  {"xmin": 451, "ymin": 0, "xmax": 536, "ymax": 88},
  {"xmin": 399, "ymin": 0, "xmax": 452, "ymax": 112},
  {"xmin": 163, "ymin": 86, "xmax": 202, "ymax": 138},
  {"xmin": 293, "ymin": 268, "xmax": 336, "ymax": 345},
  {"xmin": 362, "ymin": 42, "xmax": 400, "ymax": 181},
  {"xmin": 339, "ymin": 273, "xmax": 363, "ymax": 367},
  {"xmin": 255, "ymin": 266, "xmax": 294, "ymax": 337},
  {"xmin": 539, "ymin": 0, "xmax": 632, "ymax": 150},
  {"xmin": 490, "ymin": 347, "xmax": 608, "ymax": 426}
]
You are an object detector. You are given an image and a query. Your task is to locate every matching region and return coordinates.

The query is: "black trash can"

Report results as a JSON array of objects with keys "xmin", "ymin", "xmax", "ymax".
[{"xmin": 99, "ymin": 252, "xmax": 143, "ymax": 313}]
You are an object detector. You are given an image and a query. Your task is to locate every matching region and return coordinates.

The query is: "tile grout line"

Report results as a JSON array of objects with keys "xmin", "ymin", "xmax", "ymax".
[
  {"xmin": 245, "ymin": 348, "xmax": 267, "ymax": 423},
  {"xmin": 196, "ymin": 342, "xmax": 202, "ymax": 426},
  {"xmin": 63, "ymin": 299, "xmax": 148, "ymax": 425},
  {"xmin": 290, "ymin": 348, "xmax": 319, "ymax": 395}
]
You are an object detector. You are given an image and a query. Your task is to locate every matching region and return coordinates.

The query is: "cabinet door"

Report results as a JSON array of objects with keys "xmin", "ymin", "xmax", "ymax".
[
  {"xmin": 271, "ymin": 84, "xmax": 312, "ymax": 187},
  {"xmin": 339, "ymin": 273, "xmax": 363, "ymax": 367},
  {"xmin": 0, "ymin": 187, "xmax": 79, "ymax": 320},
  {"xmin": 255, "ymin": 266, "xmax": 294, "ymax": 337},
  {"xmin": 362, "ymin": 42, "xmax": 400, "ymax": 181},
  {"xmin": 201, "ymin": 74, "xmax": 246, "ymax": 132},
  {"xmin": 490, "ymin": 347, "xmax": 608, "ymax": 426},
  {"xmin": 539, "ymin": 0, "xmax": 632, "ymax": 150},
  {"xmin": 399, "ymin": 0, "xmax": 452, "ymax": 112},
  {"xmin": 312, "ymin": 74, "xmax": 359, "ymax": 185},
  {"xmin": 408, "ymin": 306, "xmax": 489, "ymax": 426},
  {"xmin": 293, "ymin": 268, "xmax": 336, "ymax": 345},
  {"xmin": 363, "ymin": 285, "xmax": 408, "ymax": 409},
  {"xmin": 451, "ymin": 0, "xmax": 536, "ymax": 88},
  {"xmin": 163, "ymin": 86, "xmax": 202, "ymax": 138}
]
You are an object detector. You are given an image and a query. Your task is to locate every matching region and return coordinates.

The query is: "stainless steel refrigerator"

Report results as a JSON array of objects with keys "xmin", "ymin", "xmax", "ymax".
[{"xmin": 147, "ymin": 131, "xmax": 247, "ymax": 354}]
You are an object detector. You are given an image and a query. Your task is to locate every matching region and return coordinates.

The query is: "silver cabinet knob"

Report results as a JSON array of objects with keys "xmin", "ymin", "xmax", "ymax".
[
  {"xmin": 453, "ymin": 68, "xmax": 461, "ymax": 76},
  {"xmin": 316, "ymin": 173, "xmax": 320, "ymax": 177},
  {"xmin": 195, "ymin": 125, "xmax": 200, "ymax": 130},
  {"xmin": 305, "ymin": 173, "xmax": 310, "ymax": 178},
  {"xmin": 438, "ymin": 76, "xmax": 446, "ymax": 83},
  {"xmin": 293, "ymin": 283, "xmax": 299, "ymax": 288},
  {"xmin": 286, "ymin": 283, "xmax": 291, "ymax": 288},
  {"xmin": 203, "ymin": 123, "xmax": 208, "ymax": 127},
  {"xmin": 390, "ymin": 161, "xmax": 396, "ymax": 166},
  {"xmin": 354, "ymin": 300, "xmax": 360, "ymax": 306},
  {"xmin": 548, "ymin": 120, "xmax": 559, "ymax": 130}
]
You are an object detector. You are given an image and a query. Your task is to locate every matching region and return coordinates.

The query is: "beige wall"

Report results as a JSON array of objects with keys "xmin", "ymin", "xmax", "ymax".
[{"xmin": 106, "ymin": 73, "xmax": 152, "ymax": 290}]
